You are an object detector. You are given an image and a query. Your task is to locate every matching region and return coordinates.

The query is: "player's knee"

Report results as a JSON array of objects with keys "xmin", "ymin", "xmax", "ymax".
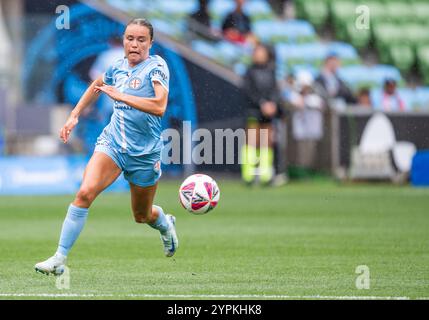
[{"xmin": 76, "ymin": 186, "xmax": 96, "ymax": 206}]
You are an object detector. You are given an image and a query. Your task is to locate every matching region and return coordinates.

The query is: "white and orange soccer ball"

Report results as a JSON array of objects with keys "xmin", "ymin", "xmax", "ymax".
[{"xmin": 179, "ymin": 174, "xmax": 220, "ymax": 215}]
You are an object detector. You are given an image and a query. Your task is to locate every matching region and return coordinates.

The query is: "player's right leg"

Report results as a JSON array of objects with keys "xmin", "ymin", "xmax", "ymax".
[{"xmin": 35, "ymin": 151, "xmax": 122, "ymax": 275}]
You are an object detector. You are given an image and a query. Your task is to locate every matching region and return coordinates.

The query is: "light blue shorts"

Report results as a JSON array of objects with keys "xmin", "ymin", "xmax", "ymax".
[{"xmin": 94, "ymin": 141, "xmax": 162, "ymax": 188}]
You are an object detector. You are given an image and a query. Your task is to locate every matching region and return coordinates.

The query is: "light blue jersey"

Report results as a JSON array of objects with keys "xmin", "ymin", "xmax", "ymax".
[{"xmin": 98, "ymin": 55, "xmax": 170, "ymax": 156}]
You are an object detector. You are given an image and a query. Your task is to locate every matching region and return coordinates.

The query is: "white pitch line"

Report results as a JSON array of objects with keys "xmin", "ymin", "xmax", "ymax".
[{"xmin": 0, "ymin": 293, "xmax": 427, "ymax": 300}]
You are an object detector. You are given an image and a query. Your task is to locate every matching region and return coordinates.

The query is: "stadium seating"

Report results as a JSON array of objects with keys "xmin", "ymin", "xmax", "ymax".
[
  {"xmin": 191, "ymin": 39, "xmax": 250, "ymax": 70},
  {"xmin": 294, "ymin": 0, "xmax": 429, "ymax": 84},
  {"xmin": 295, "ymin": 0, "xmax": 329, "ymax": 30},
  {"xmin": 413, "ymin": 1, "xmax": 429, "ymax": 23},
  {"xmin": 369, "ymin": 86, "xmax": 429, "ymax": 112},
  {"xmin": 191, "ymin": 40, "xmax": 222, "ymax": 61},
  {"xmin": 253, "ymin": 20, "xmax": 316, "ymax": 44},
  {"xmin": 151, "ymin": 19, "xmax": 187, "ymax": 40},
  {"xmin": 389, "ymin": 45, "xmax": 415, "ymax": 75},
  {"xmin": 417, "ymin": 45, "xmax": 429, "ymax": 85},
  {"xmin": 106, "ymin": 0, "xmax": 148, "ymax": 13},
  {"xmin": 275, "ymin": 42, "xmax": 360, "ymax": 70},
  {"xmin": 385, "ymin": 1, "xmax": 416, "ymax": 23},
  {"xmin": 102, "ymin": 0, "xmax": 429, "ymax": 110},
  {"xmin": 156, "ymin": 0, "xmax": 198, "ymax": 19},
  {"xmin": 345, "ymin": 21, "xmax": 371, "ymax": 51},
  {"xmin": 337, "ymin": 64, "xmax": 403, "ymax": 90},
  {"xmin": 209, "ymin": 0, "xmax": 274, "ymax": 29},
  {"xmin": 416, "ymin": 86, "xmax": 429, "ymax": 109},
  {"xmin": 331, "ymin": 1, "xmax": 359, "ymax": 41}
]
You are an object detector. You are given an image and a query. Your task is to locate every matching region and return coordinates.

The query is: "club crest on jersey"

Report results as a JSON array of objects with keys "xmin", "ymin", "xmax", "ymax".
[{"xmin": 128, "ymin": 77, "xmax": 142, "ymax": 90}]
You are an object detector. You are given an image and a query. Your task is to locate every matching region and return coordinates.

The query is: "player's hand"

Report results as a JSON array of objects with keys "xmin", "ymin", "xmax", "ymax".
[
  {"xmin": 94, "ymin": 85, "xmax": 124, "ymax": 101},
  {"xmin": 60, "ymin": 114, "xmax": 78, "ymax": 144},
  {"xmin": 260, "ymin": 101, "xmax": 277, "ymax": 118}
]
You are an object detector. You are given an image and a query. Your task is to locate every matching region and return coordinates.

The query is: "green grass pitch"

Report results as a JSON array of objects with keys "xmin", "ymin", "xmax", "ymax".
[{"xmin": 0, "ymin": 180, "xmax": 428, "ymax": 300}]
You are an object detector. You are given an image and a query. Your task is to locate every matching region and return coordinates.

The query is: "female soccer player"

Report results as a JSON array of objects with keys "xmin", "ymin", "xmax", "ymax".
[{"xmin": 35, "ymin": 18, "xmax": 178, "ymax": 275}]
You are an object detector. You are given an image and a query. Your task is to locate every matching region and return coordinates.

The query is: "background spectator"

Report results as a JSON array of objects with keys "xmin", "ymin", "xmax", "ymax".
[
  {"xmin": 188, "ymin": 0, "xmax": 220, "ymax": 41},
  {"xmin": 288, "ymin": 70, "xmax": 325, "ymax": 170},
  {"xmin": 241, "ymin": 43, "xmax": 284, "ymax": 185},
  {"xmin": 267, "ymin": 0, "xmax": 293, "ymax": 18},
  {"xmin": 221, "ymin": 0, "xmax": 256, "ymax": 45},
  {"xmin": 381, "ymin": 78, "xmax": 406, "ymax": 111},
  {"xmin": 315, "ymin": 53, "xmax": 356, "ymax": 108},
  {"xmin": 190, "ymin": 0, "xmax": 211, "ymax": 28},
  {"xmin": 356, "ymin": 87, "xmax": 372, "ymax": 108}
]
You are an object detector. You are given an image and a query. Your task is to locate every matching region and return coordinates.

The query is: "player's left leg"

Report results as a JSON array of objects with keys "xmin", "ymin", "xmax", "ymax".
[{"xmin": 129, "ymin": 183, "xmax": 178, "ymax": 257}]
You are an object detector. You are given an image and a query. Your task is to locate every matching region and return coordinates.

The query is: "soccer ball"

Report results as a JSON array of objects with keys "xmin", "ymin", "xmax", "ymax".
[{"xmin": 179, "ymin": 174, "xmax": 220, "ymax": 215}]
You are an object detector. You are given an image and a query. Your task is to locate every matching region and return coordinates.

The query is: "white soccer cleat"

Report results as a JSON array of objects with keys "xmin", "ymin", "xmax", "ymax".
[
  {"xmin": 160, "ymin": 214, "xmax": 179, "ymax": 257},
  {"xmin": 34, "ymin": 253, "xmax": 67, "ymax": 276}
]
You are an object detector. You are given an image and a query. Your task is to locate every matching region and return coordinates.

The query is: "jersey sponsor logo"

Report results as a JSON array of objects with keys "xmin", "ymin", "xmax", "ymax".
[
  {"xmin": 114, "ymin": 102, "xmax": 132, "ymax": 110},
  {"xmin": 128, "ymin": 77, "xmax": 142, "ymax": 90},
  {"xmin": 151, "ymin": 69, "xmax": 167, "ymax": 81}
]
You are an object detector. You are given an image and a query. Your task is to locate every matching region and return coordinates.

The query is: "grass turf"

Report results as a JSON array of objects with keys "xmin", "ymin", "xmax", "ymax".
[{"xmin": 0, "ymin": 180, "xmax": 428, "ymax": 299}]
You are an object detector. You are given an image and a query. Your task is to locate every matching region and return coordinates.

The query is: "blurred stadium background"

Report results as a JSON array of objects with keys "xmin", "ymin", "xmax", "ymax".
[
  {"xmin": 0, "ymin": 0, "xmax": 428, "ymax": 299},
  {"xmin": 0, "ymin": 0, "xmax": 429, "ymax": 193}
]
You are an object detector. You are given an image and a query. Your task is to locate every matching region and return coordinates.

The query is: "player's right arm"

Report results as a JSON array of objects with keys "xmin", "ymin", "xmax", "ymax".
[{"xmin": 60, "ymin": 75, "xmax": 104, "ymax": 143}]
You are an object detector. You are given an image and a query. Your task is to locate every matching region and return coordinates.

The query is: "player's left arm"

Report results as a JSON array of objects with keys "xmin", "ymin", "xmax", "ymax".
[{"xmin": 95, "ymin": 81, "xmax": 168, "ymax": 117}]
